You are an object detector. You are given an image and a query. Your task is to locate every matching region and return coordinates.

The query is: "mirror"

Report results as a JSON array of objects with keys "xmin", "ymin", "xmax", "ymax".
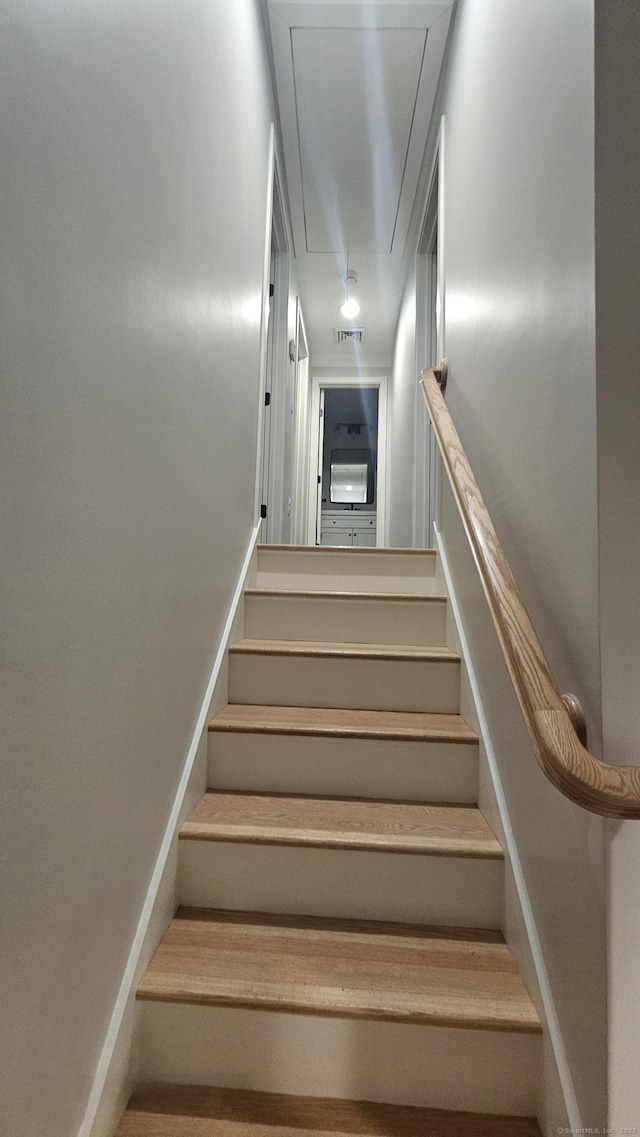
[
  {"xmin": 330, "ymin": 462, "xmax": 368, "ymax": 503},
  {"xmin": 329, "ymin": 447, "xmax": 375, "ymax": 504}
]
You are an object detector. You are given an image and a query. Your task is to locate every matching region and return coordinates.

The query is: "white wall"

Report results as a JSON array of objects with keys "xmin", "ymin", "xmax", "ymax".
[
  {"xmin": 388, "ymin": 281, "xmax": 417, "ymax": 547},
  {"xmin": 311, "ymin": 366, "xmax": 390, "ymax": 380},
  {"xmin": 593, "ymin": 1, "xmax": 640, "ymax": 1127},
  {"xmin": 441, "ymin": 0, "xmax": 601, "ymax": 735},
  {"xmin": 278, "ymin": 277, "xmax": 302, "ymax": 543},
  {"xmin": 0, "ymin": 3, "xmax": 276, "ymax": 1134},
  {"xmin": 392, "ymin": 0, "xmax": 607, "ymax": 1125},
  {"xmin": 291, "ymin": 348, "xmax": 311, "ymax": 544}
]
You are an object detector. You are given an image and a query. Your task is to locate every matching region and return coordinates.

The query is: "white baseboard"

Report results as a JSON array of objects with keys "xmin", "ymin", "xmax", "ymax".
[
  {"xmin": 78, "ymin": 522, "xmax": 261, "ymax": 1137},
  {"xmin": 434, "ymin": 523, "xmax": 577, "ymax": 1135}
]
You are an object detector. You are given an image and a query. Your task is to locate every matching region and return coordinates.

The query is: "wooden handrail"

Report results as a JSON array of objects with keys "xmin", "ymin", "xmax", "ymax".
[{"xmin": 421, "ymin": 361, "xmax": 640, "ymax": 818}]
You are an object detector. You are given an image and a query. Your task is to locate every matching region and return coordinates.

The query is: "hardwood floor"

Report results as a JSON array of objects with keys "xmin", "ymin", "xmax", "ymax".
[
  {"xmin": 179, "ymin": 791, "xmax": 503, "ymax": 858},
  {"xmin": 229, "ymin": 639, "xmax": 459, "ymax": 663},
  {"xmin": 137, "ymin": 908, "xmax": 541, "ymax": 1033},
  {"xmin": 208, "ymin": 704, "xmax": 478, "ymax": 744},
  {"xmin": 117, "ymin": 1085, "xmax": 542, "ymax": 1137},
  {"xmin": 245, "ymin": 588, "xmax": 448, "ymax": 602}
]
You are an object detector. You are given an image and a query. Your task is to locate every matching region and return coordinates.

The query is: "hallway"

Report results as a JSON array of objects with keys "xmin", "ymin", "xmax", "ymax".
[{"xmin": 2, "ymin": 1, "xmax": 639, "ymax": 1135}]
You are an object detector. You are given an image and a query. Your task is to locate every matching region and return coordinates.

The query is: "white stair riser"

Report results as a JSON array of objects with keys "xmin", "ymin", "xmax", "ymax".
[
  {"xmin": 139, "ymin": 1003, "xmax": 540, "ymax": 1116},
  {"xmin": 244, "ymin": 595, "xmax": 447, "ymax": 647},
  {"xmin": 228, "ymin": 655, "xmax": 460, "ymax": 714},
  {"xmin": 256, "ymin": 551, "xmax": 439, "ymax": 595},
  {"xmin": 208, "ymin": 732, "xmax": 479, "ymax": 802},
  {"xmin": 256, "ymin": 572, "xmax": 442, "ymax": 595},
  {"xmin": 178, "ymin": 842, "xmax": 503, "ymax": 927}
]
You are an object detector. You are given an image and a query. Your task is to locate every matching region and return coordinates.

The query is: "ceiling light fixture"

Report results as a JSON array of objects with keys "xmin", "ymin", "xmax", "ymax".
[
  {"xmin": 340, "ymin": 255, "xmax": 360, "ymax": 319},
  {"xmin": 340, "ymin": 294, "xmax": 360, "ymax": 319}
]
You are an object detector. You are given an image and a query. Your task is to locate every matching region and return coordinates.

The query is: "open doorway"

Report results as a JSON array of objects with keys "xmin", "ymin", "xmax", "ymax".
[{"xmin": 307, "ymin": 376, "xmax": 388, "ymax": 547}]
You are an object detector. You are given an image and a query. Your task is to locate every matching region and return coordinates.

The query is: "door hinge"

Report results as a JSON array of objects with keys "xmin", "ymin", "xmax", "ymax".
[
  {"xmin": 318, "ymin": 476, "xmax": 321, "ymax": 484},
  {"xmin": 260, "ymin": 504, "xmax": 267, "ymax": 519},
  {"xmin": 265, "ymin": 391, "xmax": 271, "ymax": 406},
  {"xmin": 269, "ymin": 283, "xmax": 275, "ymax": 298}
]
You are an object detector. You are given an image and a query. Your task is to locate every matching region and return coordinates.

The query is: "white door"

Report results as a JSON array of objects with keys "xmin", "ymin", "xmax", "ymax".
[{"xmin": 259, "ymin": 241, "xmax": 276, "ymax": 536}]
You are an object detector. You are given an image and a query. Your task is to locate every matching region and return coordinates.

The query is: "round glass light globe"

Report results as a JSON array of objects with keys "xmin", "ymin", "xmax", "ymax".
[{"xmin": 340, "ymin": 297, "xmax": 360, "ymax": 319}]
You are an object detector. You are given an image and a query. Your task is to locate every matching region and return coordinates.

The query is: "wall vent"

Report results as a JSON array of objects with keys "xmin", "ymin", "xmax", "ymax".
[{"xmin": 334, "ymin": 327, "xmax": 365, "ymax": 345}]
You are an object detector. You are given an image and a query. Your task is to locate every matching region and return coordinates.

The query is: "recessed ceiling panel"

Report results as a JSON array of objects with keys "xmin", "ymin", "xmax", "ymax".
[
  {"xmin": 268, "ymin": 1, "xmax": 453, "ymax": 362},
  {"xmin": 292, "ymin": 27, "xmax": 426, "ymax": 254}
]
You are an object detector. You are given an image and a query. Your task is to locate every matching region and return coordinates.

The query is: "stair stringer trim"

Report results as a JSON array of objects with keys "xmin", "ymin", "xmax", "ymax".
[
  {"xmin": 434, "ymin": 523, "xmax": 577, "ymax": 1136},
  {"xmin": 78, "ymin": 521, "xmax": 262, "ymax": 1137}
]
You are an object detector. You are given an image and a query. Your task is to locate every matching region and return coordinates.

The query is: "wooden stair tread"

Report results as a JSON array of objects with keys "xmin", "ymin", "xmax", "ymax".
[
  {"xmin": 245, "ymin": 588, "xmax": 448, "ymax": 602},
  {"xmin": 229, "ymin": 639, "xmax": 459, "ymax": 662},
  {"xmin": 137, "ymin": 908, "xmax": 541, "ymax": 1033},
  {"xmin": 209, "ymin": 704, "xmax": 478, "ymax": 743},
  {"xmin": 117, "ymin": 1084, "xmax": 542, "ymax": 1136},
  {"xmin": 258, "ymin": 544, "xmax": 437, "ymax": 557},
  {"xmin": 180, "ymin": 792, "xmax": 502, "ymax": 858}
]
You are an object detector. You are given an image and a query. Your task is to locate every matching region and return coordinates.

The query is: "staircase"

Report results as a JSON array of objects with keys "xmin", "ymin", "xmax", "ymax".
[{"xmin": 117, "ymin": 545, "xmax": 542, "ymax": 1136}]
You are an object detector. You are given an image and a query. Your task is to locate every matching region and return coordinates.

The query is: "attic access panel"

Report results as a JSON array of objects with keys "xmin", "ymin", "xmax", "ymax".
[
  {"xmin": 292, "ymin": 26, "xmax": 426, "ymax": 254},
  {"xmin": 268, "ymin": 1, "xmax": 453, "ymax": 258}
]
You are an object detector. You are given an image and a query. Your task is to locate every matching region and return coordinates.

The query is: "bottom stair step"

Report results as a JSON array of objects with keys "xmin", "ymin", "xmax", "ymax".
[{"xmin": 117, "ymin": 1085, "xmax": 542, "ymax": 1136}]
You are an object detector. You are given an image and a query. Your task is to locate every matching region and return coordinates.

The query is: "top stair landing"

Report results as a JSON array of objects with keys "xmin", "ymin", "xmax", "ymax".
[{"xmin": 256, "ymin": 544, "xmax": 440, "ymax": 595}]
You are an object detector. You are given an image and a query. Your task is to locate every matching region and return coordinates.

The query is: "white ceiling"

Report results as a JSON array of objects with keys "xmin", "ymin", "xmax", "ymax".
[{"xmin": 266, "ymin": 0, "xmax": 453, "ymax": 366}]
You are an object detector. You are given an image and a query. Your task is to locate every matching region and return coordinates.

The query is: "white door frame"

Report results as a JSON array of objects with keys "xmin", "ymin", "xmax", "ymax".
[{"xmin": 307, "ymin": 375, "xmax": 389, "ymax": 547}]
